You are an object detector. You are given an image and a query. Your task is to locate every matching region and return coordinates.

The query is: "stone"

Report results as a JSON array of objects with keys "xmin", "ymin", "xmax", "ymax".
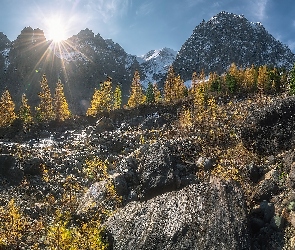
[
  {"xmin": 105, "ymin": 180, "xmax": 250, "ymax": 250},
  {"xmin": 287, "ymin": 163, "xmax": 295, "ymax": 188},
  {"xmin": 0, "ymin": 154, "xmax": 16, "ymax": 175},
  {"xmin": 252, "ymin": 179, "xmax": 279, "ymax": 202},
  {"xmin": 23, "ymin": 157, "xmax": 43, "ymax": 176}
]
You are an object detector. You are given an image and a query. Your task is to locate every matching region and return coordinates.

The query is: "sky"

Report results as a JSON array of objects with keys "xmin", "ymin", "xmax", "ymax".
[{"xmin": 0, "ymin": 0, "xmax": 294, "ymax": 56}]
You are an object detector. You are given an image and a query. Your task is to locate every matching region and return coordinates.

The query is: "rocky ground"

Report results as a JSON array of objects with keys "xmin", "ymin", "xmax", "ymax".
[{"xmin": 1, "ymin": 96, "xmax": 295, "ymax": 249}]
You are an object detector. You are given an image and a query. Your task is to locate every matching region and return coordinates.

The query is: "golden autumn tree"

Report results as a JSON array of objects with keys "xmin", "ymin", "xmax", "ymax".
[
  {"xmin": 0, "ymin": 90, "xmax": 17, "ymax": 127},
  {"xmin": 127, "ymin": 70, "xmax": 146, "ymax": 108},
  {"xmin": 87, "ymin": 77, "xmax": 113, "ymax": 116},
  {"xmin": 36, "ymin": 74, "xmax": 54, "ymax": 122},
  {"xmin": 87, "ymin": 88, "xmax": 102, "ymax": 116},
  {"xmin": 153, "ymin": 83, "xmax": 162, "ymax": 103},
  {"xmin": 164, "ymin": 66, "xmax": 177, "ymax": 103},
  {"xmin": 113, "ymin": 84, "xmax": 122, "ymax": 110},
  {"xmin": 257, "ymin": 65, "xmax": 269, "ymax": 94},
  {"xmin": 19, "ymin": 93, "xmax": 33, "ymax": 128},
  {"xmin": 243, "ymin": 65, "xmax": 257, "ymax": 92},
  {"xmin": 54, "ymin": 80, "xmax": 71, "ymax": 122}
]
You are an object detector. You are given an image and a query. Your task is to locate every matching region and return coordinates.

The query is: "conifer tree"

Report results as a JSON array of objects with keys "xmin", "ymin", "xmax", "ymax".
[
  {"xmin": 153, "ymin": 83, "xmax": 162, "ymax": 103},
  {"xmin": 54, "ymin": 80, "xmax": 71, "ymax": 122},
  {"xmin": 243, "ymin": 65, "xmax": 257, "ymax": 92},
  {"xmin": 146, "ymin": 82, "xmax": 155, "ymax": 104},
  {"xmin": 113, "ymin": 85, "xmax": 122, "ymax": 110},
  {"xmin": 127, "ymin": 70, "xmax": 146, "ymax": 108},
  {"xmin": 100, "ymin": 77, "xmax": 113, "ymax": 111},
  {"xmin": 36, "ymin": 74, "xmax": 54, "ymax": 122},
  {"xmin": 19, "ymin": 93, "xmax": 33, "ymax": 127},
  {"xmin": 86, "ymin": 88, "xmax": 101, "ymax": 117},
  {"xmin": 164, "ymin": 66, "xmax": 176, "ymax": 103},
  {"xmin": 257, "ymin": 65, "xmax": 269, "ymax": 94},
  {"xmin": 0, "ymin": 90, "xmax": 17, "ymax": 127}
]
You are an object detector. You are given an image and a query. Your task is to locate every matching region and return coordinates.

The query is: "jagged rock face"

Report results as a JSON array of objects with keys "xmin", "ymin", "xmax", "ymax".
[
  {"xmin": 0, "ymin": 32, "xmax": 11, "ymax": 76},
  {"xmin": 173, "ymin": 11, "xmax": 295, "ymax": 81},
  {"xmin": 105, "ymin": 178, "xmax": 250, "ymax": 250},
  {"xmin": 137, "ymin": 48, "xmax": 177, "ymax": 87}
]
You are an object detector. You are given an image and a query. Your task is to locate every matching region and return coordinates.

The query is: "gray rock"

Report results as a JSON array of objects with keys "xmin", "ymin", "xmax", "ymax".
[
  {"xmin": 270, "ymin": 215, "xmax": 285, "ymax": 231},
  {"xmin": 23, "ymin": 157, "xmax": 43, "ymax": 176},
  {"xmin": 252, "ymin": 179, "xmax": 279, "ymax": 202},
  {"xmin": 105, "ymin": 179, "xmax": 250, "ymax": 250},
  {"xmin": 137, "ymin": 142, "xmax": 178, "ymax": 200},
  {"xmin": 94, "ymin": 117, "xmax": 114, "ymax": 134},
  {"xmin": 0, "ymin": 154, "xmax": 16, "ymax": 175},
  {"xmin": 287, "ymin": 163, "xmax": 295, "ymax": 188}
]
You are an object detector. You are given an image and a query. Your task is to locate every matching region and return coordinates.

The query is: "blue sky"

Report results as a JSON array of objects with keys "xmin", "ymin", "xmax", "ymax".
[{"xmin": 0, "ymin": 0, "xmax": 294, "ymax": 56}]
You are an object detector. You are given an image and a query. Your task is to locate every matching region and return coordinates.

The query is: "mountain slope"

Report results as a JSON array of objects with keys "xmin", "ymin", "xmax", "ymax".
[
  {"xmin": 137, "ymin": 48, "xmax": 177, "ymax": 87},
  {"xmin": 173, "ymin": 11, "xmax": 295, "ymax": 81}
]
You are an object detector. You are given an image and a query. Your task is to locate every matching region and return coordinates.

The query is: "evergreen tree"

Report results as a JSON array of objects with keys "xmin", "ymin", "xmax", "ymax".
[
  {"xmin": 0, "ymin": 90, "xmax": 17, "ymax": 127},
  {"xmin": 146, "ymin": 82, "xmax": 155, "ymax": 104},
  {"xmin": 127, "ymin": 70, "xmax": 146, "ymax": 108},
  {"xmin": 54, "ymin": 80, "xmax": 71, "ymax": 122},
  {"xmin": 19, "ymin": 93, "xmax": 33, "ymax": 128},
  {"xmin": 36, "ymin": 74, "xmax": 54, "ymax": 122},
  {"xmin": 113, "ymin": 85, "xmax": 122, "ymax": 110}
]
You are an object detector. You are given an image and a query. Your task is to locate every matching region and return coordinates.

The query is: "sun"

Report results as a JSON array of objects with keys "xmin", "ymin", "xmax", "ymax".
[{"xmin": 46, "ymin": 17, "xmax": 67, "ymax": 42}]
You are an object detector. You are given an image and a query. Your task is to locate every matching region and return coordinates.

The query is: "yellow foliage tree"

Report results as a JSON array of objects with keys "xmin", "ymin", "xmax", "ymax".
[
  {"xmin": 127, "ymin": 70, "xmax": 146, "ymax": 108},
  {"xmin": 19, "ymin": 93, "xmax": 33, "ymax": 129},
  {"xmin": 164, "ymin": 66, "xmax": 186, "ymax": 103},
  {"xmin": 113, "ymin": 85, "xmax": 122, "ymax": 110},
  {"xmin": 54, "ymin": 80, "xmax": 71, "ymax": 122},
  {"xmin": 87, "ymin": 77, "xmax": 113, "ymax": 116},
  {"xmin": 0, "ymin": 90, "xmax": 17, "ymax": 127},
  {"xmin": 36, "ymin": 74, "xmax": 54, "ymax": 122},
  {"xmin": 257, "ymin": 65, "xmax": 269, "ymax": 94},
  {"xmin": 153, "ymin": 83, "xmax": 162, "ymax": 103}
]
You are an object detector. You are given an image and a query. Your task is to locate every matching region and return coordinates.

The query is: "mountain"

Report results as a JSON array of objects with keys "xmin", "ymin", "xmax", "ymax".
[
  {"xmin": 137, "ymin": 48, "xmax": 177, "ymax": 88},
  {"xmin": 0, "ymin": 28, "xmax": 139, "ymax": 114},
  {"xmin": 173, "ymin": 11, "xmax": 295, "ymax": 81}
]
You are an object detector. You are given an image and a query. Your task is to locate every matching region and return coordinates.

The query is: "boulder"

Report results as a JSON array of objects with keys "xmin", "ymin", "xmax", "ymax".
[
  {"xmin": 0, "ymin": 154, "xmax": 16, "ymax": 175},
  {"xmin": 105, "ymin": 179, "xmax": 250, "ymax": 250}
]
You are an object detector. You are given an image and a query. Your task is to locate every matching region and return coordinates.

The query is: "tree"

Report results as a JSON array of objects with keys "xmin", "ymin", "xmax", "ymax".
[
  {"xmin": 153, "ymin": 83, "xmax": 162, "ymax": 103},
  {"xmin": 0, "ymin": 90, "xmax": 17, "ymax": 127},
  {"xmin": 86, "ymin": 77, "xmax": 113, "ymax": 116},
  {"xmin": 257, "ymin": 65, "xmax": 269, "ymax": 94},
  {"xmin": 36, "ymin": 74, "xmax": 54, "ymax": 122},
  {"xmin": 100, "ymin": 77, "xmax": 113, "ymax": 111},
  {"xmin": 19, "ymin": 93, "xmax": 33, "ymax": 128},
  {"xmin": 164, "ymin": 66, "xmax": 186, "ymax": 103},
  {"xmin": 127, "ymin": 70, "xmax": 146, "ymax": 108},
  {"xmin": 146, "ymin": 82, "xmax": 155, "ymax": 104},
  {"xmin": 87, "ymin": 88, "xmax": 101, "ymax": 117},
  {"xmin": 243, "ymin": 65, "xmax": 257, "ymax": 93},
  {"xmin": 54, "ymin": 80, "xmax": 71, "ymax": 122},
  {"xmin": 113, "ymin": 85, "xmax": 122, "ymax": 110}
]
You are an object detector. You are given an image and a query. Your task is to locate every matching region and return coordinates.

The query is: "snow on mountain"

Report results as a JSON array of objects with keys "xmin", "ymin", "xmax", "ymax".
[{"xmin": 138, "ymin": 47, "xmax": 177, "ymax": 88}]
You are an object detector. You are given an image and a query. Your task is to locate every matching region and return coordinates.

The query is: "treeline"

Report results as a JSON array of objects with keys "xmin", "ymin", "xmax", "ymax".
[{"xmin": 1, "ymin": 62, "xmax": 295, "ymax": 129}]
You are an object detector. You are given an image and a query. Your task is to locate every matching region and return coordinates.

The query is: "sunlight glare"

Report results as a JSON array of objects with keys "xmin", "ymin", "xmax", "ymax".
[{"xmin": 46, "ymin": 17, "xmax": 67, "ymax": 42}]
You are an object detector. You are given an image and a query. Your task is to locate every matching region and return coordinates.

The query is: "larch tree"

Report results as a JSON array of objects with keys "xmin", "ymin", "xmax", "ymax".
[
  {"xmin": 87, "ymin": 88, "xmax": 101, "ymax": 117},
  {"xmin": 54, "ymin": 79, "xmax": 71, "ymax": 122},
  {"xmin": 164, "ymin": 66, "xmax": 177, "ymax": 103},
  {"xmin": 36, "ymin": 74, "xmax": 54, "ymax": 122},
  {"xmin": 113, "ymin": 85, "xmax": 122, "ymax": 110},
  {"xmin": 153, "ymin": 83, "xmax": 162, "ymax": 103},
  {"xmin": 100, "ymin": 77, "xmax": 113, "ymax": 112},
  {"xmin": 127, "ymin": 70, "xmax": 146, "ymax": 108},
  {"xmin": 257, "ymin": 65, "xmax": 269, "ymax": 94},
  {"xmin": 0, "ymin": 90, "xmax": 17, "ymax": 127},
  {"xmin": 19, "ymin": 93, "xmax": 33, "ymax": 127}
]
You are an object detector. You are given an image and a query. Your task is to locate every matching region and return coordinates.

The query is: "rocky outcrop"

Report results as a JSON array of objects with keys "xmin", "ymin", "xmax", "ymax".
[
  {"xmin": 105, "ymin": 178, "xmax": 250, "ymax": 250},
  {"xmin": 241, "ymin": 96, "xmax": 295, "ymax": 155}
]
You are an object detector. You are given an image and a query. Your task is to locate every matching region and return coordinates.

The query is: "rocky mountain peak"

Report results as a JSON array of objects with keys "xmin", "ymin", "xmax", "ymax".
[
  {"xmin": 173, "ymin": 11, "xmax": 295, "ymax": 81},
  {"xmin": 138, "ymin": 47, "xmax": 177, "ymax": 87}
]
